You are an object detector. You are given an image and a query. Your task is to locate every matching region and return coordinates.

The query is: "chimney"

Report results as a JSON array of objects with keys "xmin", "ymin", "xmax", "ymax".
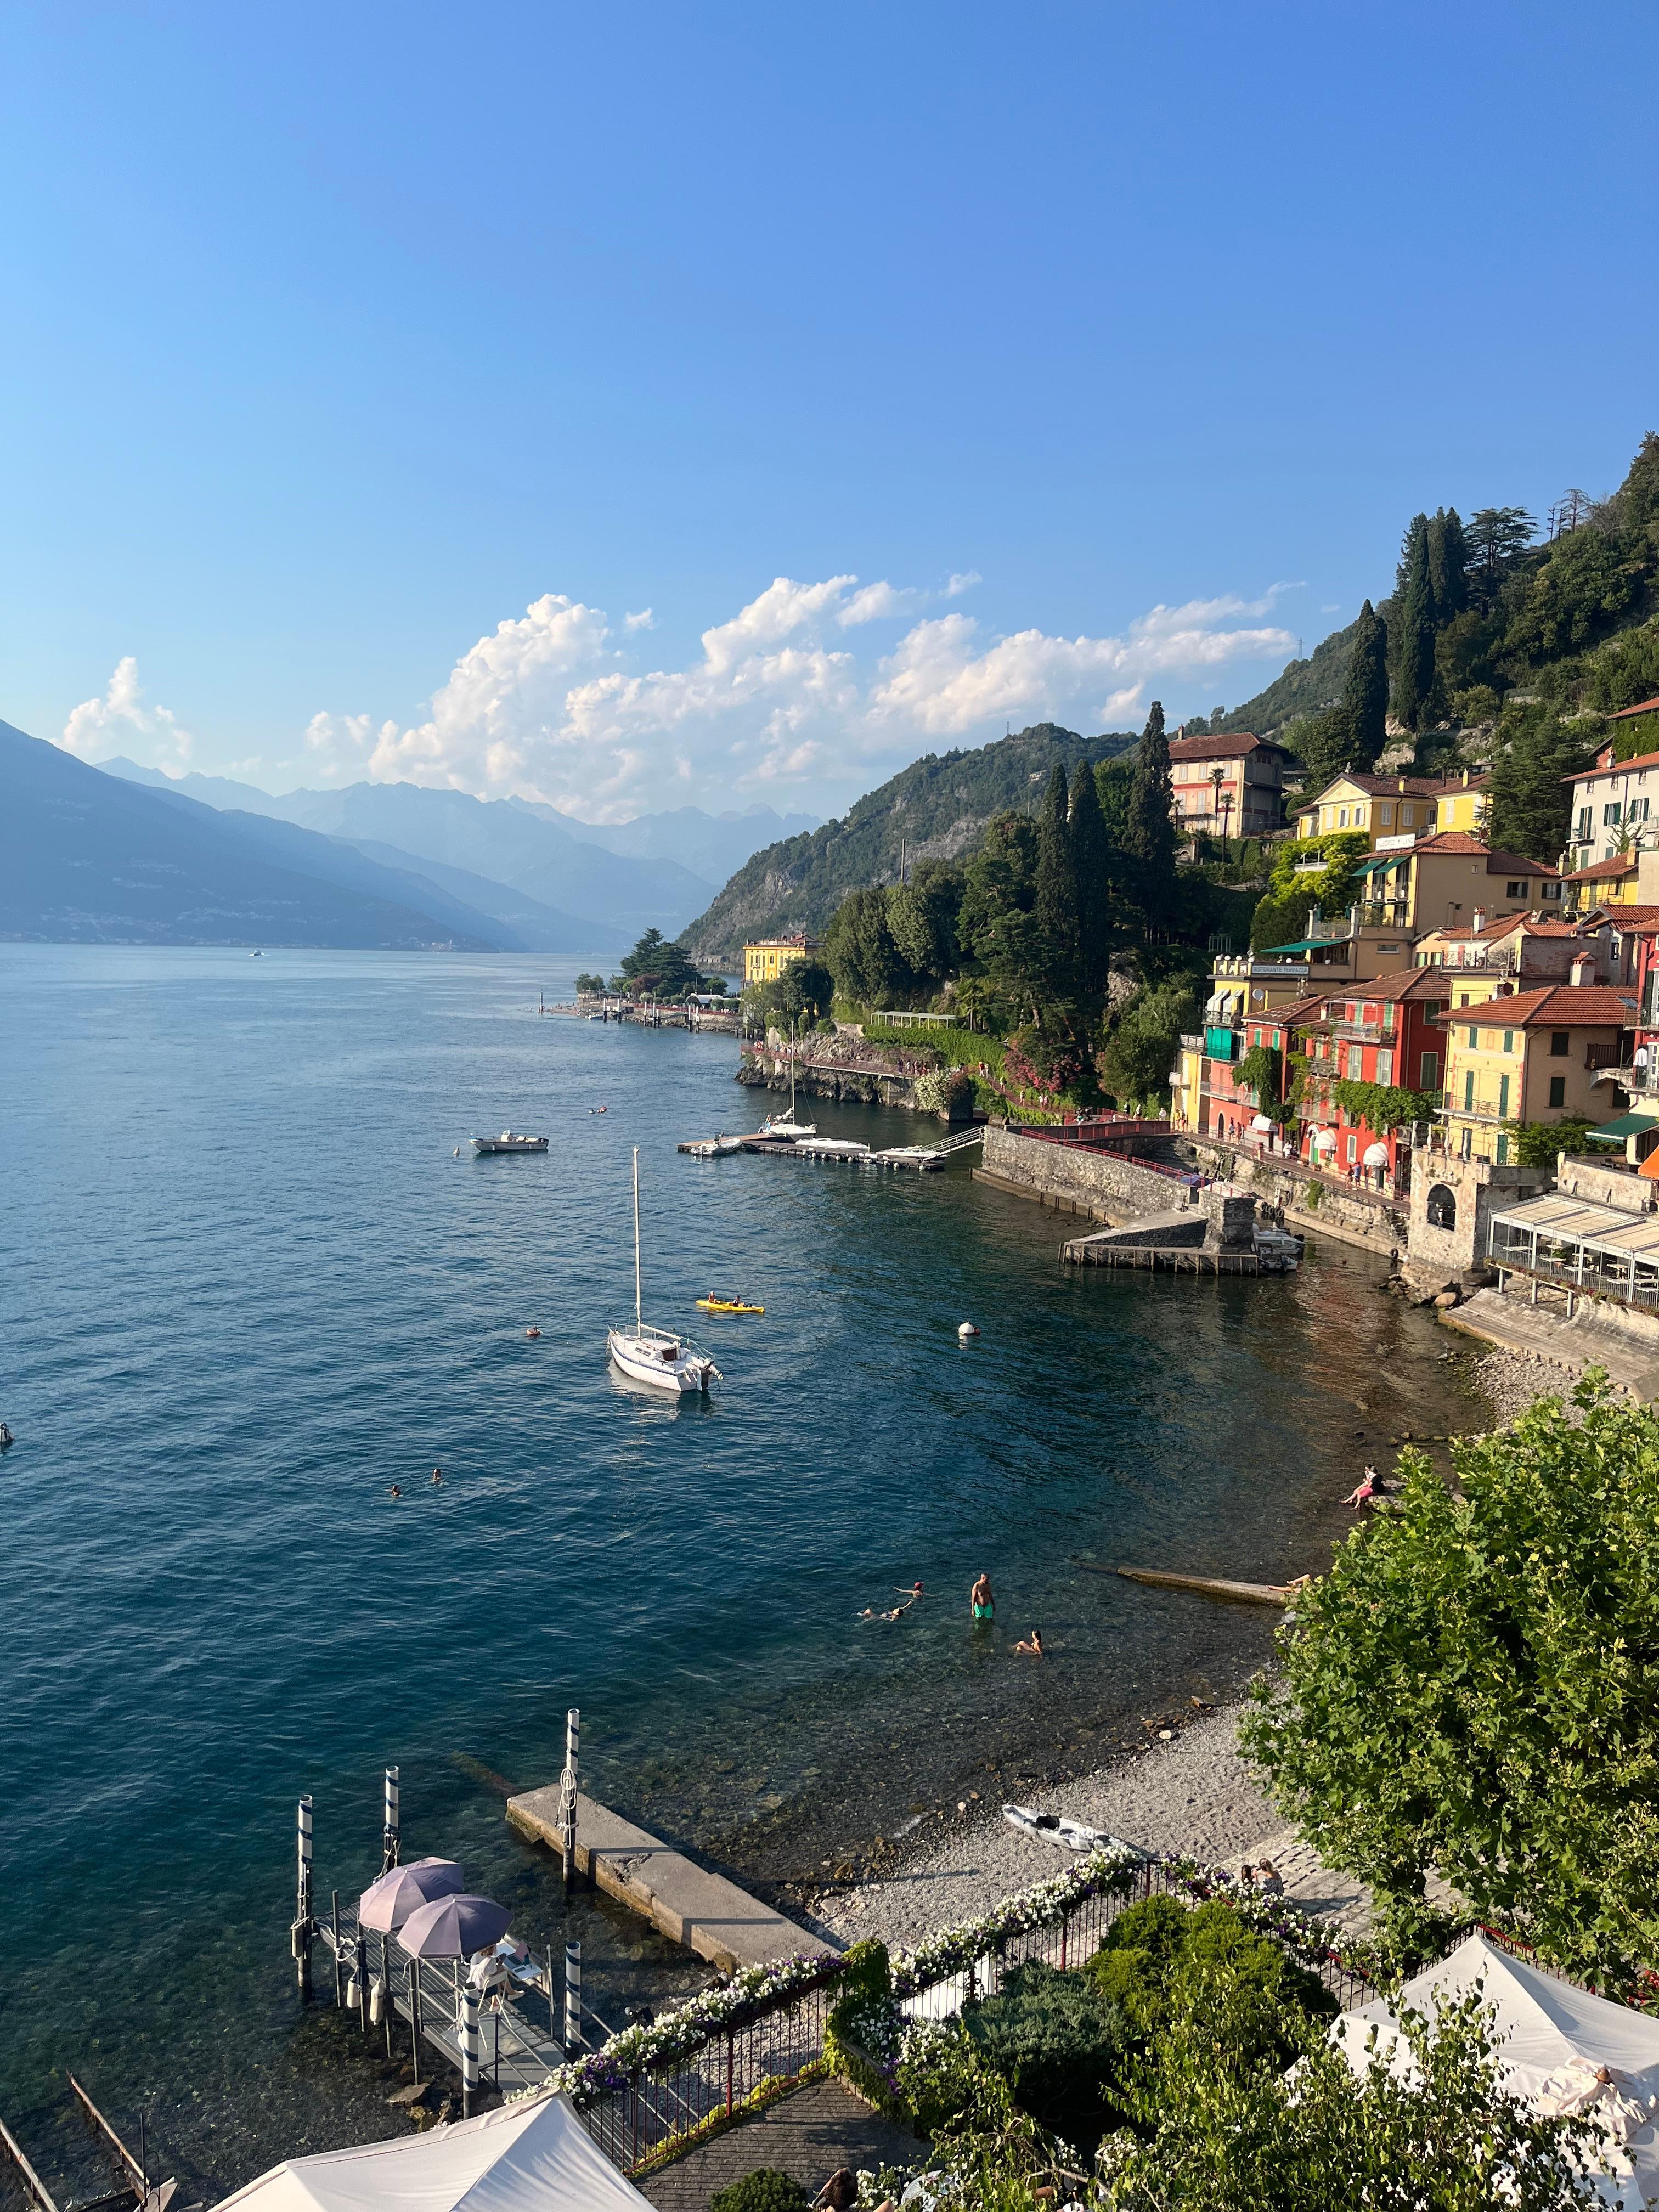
[
  {"xmin": 1570, "ymin": 953, "xmax": 1596, "ymax": 988},
  {"xmin": 1397, "ymin": 776, "xmax": 1406, "ymax": 793},
  {"xmin": 1471, "ymin": 906, "xmax": 1487, "ymax": 934}
]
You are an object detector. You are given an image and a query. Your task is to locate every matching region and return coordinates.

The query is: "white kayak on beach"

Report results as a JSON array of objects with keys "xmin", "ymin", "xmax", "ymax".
[{"xmin": 1002, "ymin": 1803, "xmax": 1148, "ymax": 1858}]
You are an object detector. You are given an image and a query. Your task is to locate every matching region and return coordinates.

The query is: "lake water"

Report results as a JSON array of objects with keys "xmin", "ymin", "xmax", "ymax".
[{"xmin": 0, "ymin": 947, "xmax": 1485, "ymax": 2200}]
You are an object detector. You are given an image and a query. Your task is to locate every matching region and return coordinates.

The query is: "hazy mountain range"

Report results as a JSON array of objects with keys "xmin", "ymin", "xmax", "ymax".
[{"xmin": 0, "ymin": 722, "xmax": 817, "ymax": 952}]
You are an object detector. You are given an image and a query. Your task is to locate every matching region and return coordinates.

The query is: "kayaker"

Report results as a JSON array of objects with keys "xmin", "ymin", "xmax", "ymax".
[{"xmin": 970, "ymin": 1572, "xmax": 994, "ymax": 1621}]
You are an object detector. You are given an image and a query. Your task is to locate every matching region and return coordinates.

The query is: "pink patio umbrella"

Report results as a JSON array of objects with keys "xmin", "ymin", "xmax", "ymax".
[
  {"xmin": 396, "ymin": 1892, "xmax": 512, "ymax": 1959},
  {"xmin": 358, "ymin": 1855, "xmax": 466, "ymax": 1933}
]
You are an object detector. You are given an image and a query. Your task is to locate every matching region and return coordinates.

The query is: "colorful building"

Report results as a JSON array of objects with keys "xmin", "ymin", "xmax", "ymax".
[
  {"xmin": 1347, "ymin": 833, "xmax": 1560, "ymax": 938},
  {"xmin": 742, "ymin": 934, "xmax": 822, "ymax": 986},
  {"xmin": 1565, "ymin": 739, "xmax": 1659, "ymax": 873},
  {"xmin": 1433, "ymin": 771, "xmax": 1492, "ymax": 837},
  {"xmin": 1294, "ymin": 969, "xmax": 1452, "ymax": 1187},
  {"xmin": 1167, "ymin": 731, "xmax": 1293, "ymax": 839},
  {"xmin": 1412, "ymin": 912, "xmax": 1615, "ymax": 996},
  {"xmin": 1438, "ymin": 984, "xmax": 1637, "ymax": 1164},
  {"xmin": 1293, "ymin": 772, "xmax": 1459, "ymax": 848}
]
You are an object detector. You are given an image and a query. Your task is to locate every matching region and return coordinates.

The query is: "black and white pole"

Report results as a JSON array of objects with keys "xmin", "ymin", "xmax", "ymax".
[
  {"xmin": 459, "ymin": 1980, "xmax": 480, "ymax": 2119},
  {"xmin": 561, "ymin": 1708, "xmax": 579, "ymax": 1895},
  {"xmin": 382, "ymin": 1765, "xmax": 400, "ymax": 1874},
  {"xmin": 292, "ymin": 1794, "xmax": 314, "ymax": 1999},
  {"xmin": 563, "ymin": 1942, "xmax": 582, "ymax": 2051}
]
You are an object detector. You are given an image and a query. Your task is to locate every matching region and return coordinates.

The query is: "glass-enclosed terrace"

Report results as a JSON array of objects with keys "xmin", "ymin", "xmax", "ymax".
[{"xmin": 1488, "ymin": 1191, "xmax": 1659, "ymax": 1311}]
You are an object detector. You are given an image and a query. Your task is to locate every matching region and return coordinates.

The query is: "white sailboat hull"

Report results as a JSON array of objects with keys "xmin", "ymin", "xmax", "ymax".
[{"xmin": 607, "ymin": 1328, "xmax": 717, "ymax": 1393}]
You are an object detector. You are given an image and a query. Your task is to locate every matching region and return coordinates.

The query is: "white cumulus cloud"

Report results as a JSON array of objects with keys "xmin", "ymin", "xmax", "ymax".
[{"xmin": 61, "ymin": 657, "xmax": 195, "ymax": 772}]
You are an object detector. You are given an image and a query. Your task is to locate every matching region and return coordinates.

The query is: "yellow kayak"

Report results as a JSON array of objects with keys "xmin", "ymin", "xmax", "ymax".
[{"xmin": 696, "ymin": 1297, "xmax": 765, "ymax": 1314}]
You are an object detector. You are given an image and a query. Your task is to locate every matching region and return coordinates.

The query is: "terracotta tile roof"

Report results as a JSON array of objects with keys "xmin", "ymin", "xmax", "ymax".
[
  {"xmin": 1168, "ymin": 731, "xmax": 1282, "ymax": 762},
  {"xmin": 1567, "ymin": 746, "xmax": 1659, "ymax": 778},
  {"xmin": 1308, "ymin": 968, "xmax": 1459, "ymax": 1006},
  {"xmin": 1585, "ymin": 903, "xmax": 1659, "ymax": 927},
  {"xmin": 1294, "ymin": 772, "xmax": 1457, "ymax": 809},
  {"xmin": 1564, "ymin": 855, "xmax": 1638, "ymax": 883},
  {"xmin": 1247, "ymin": 994, "xmax": 1330, "ymax": 1028},
  {"xmin": 1440, "ymin": 984, "xmax": 1637, "ymax": 1029},
  {"xmin": 1609, "ymin": 697, "xmax": 1659, "ymax": 721}
]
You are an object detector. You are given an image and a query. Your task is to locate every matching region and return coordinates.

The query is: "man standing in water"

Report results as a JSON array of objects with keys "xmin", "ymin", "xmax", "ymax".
[{"xmin": 970, "ymin": 1572, "xmax": 994, "ymax": 1621}]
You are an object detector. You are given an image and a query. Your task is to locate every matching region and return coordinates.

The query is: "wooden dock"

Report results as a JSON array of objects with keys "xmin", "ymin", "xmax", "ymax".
[
  {"xmin": 506, "ymin": 1788, "xmax": 838, "ymax": 1973},
  {"xmin": 1060, "ymin": 1235, "xmax": 1277, "ymax": 1272}
]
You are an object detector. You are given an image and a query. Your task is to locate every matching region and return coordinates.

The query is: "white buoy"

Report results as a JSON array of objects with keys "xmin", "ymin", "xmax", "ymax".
[{"xmin": 958, "ymin": 1321, "xmax": 980, "ymax": 1339}]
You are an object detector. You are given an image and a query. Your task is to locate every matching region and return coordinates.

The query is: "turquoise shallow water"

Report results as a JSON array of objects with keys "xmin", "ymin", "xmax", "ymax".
[{"xmin": 0, "ymin": 947, "xmax": 1482, "ymax": 2200}]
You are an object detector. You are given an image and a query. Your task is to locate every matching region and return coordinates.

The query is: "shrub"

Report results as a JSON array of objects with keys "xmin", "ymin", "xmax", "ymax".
[
  {"xmin": 893, "ymin": 2019, "xmax": 1011, "ymax": 2139},
  {"xmin": 709, "ymin": 2170, "xmax": 809, "ymax": 2212},
  {"xmin": 962, "ymin": 1959, "xmax": 1128, "ymax": 2146},
  {"xmin": 1087, "ymin": 1896, "xmax": 1333, "ymax": 2065}
]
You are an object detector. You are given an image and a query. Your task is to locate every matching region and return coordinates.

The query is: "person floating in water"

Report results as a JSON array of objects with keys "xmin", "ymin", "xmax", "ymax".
[
  {"xmin": 431, "ymin": 1466, "xmax": 443, "ymax": 1485},
  {"xmin": 1014, "ymin": 1627, "xmax": 1044, "ymax": 1657},
  {"xmin": 860, "ymin": 1593, "xmax": 918, "ymax": 1622},
  {"xmin": 389, "ymin": 1485, "xmax": 402, "ymax": 1499},
  {"xmin": 1343, "ymin": 1468, "xmax": 1378, "ymax": 1509},
  {"xmin": 970, "ymin": 1572, "xmax": 994, "ymax": 1621}
]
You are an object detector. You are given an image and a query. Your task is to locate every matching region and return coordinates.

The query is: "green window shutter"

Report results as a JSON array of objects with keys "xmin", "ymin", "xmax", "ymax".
[
  {"xmin": 1499, "ymin": 1073, "xmax": 1510, "ymax": 1119},
  {"xmin": 1503, "ymin": 1030, "xmax": 1514, "ymax": 1053},
  {"xmin": 1464, "ymin": 1070, "xmax": 1475, "ymax": 1111},
  {"xmin": 1468, "ymin": 1025, "xmax": 1478, "ymax": 1047},
  {"xmin": 1497, "ymin": 1134, "xmax": 1509, "ymax": 1164}
]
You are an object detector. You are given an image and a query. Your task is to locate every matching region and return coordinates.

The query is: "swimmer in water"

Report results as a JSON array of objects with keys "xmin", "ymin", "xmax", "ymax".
[
  {"xmin": 970, "ymin": 1572, "xmax": 994, "ymax": 1622},
  {"xmin": 526, "ymin": 1325, "xmax": 542, "ymax": 1339},
  {"xmin": 1014, "ymin": 1628, "xmax": 1044, "ymax": 1657},
  {"xmin": 431, "ymin": 1467, "xmax": 443, "ymax": 1485},
  {"xmin": 389, "ymin": 1485, "xmax": 402, "ymax": 1499}
]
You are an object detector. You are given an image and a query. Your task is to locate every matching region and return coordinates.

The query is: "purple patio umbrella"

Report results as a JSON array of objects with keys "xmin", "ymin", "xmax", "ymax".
[
  {"xmin": 358, "ymin": 1855, "xmax": 466, "ymax": 1933},
  {"xmin": 396, "ymin": 1892, "xmax": 513, "ymax": 1959}
]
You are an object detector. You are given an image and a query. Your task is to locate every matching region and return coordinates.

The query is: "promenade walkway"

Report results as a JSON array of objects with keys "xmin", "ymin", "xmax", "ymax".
[{"xmin": 639, "ymin": 2079, "xmax": 924, "ymax": 2212}]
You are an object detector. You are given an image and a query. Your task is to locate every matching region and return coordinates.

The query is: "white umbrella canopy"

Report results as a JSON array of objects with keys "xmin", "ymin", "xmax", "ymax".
[
  {"xmin": 1334, "ymin": 1933, "xmax": 1659, "ymax": 2208},
  {"xmin": 212, "ymin": 2090, "xmax": 652, "ymax": 2212},
  {"xmin": 398, "ymin": 1892, "xmax": 513, "ymax": 1959},
  {"xmin": 1362, "ymin": 1142, "xmax": 1390, "ymax": 1167},
  {"xmin": 1251, "ymin": 1114, "xmax": 1274, "ymax": 1132},
  {"xmin": 1311, "ymin": 1127, "xmax": 1338, "ymax": 1152},
  {"xmin": 359, "ymin": 1857, "xmax": 466, "ymax": 1933}
]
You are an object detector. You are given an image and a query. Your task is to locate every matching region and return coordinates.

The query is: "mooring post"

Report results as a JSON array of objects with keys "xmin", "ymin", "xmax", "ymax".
[
  {"xmin": 382, "ymin": 1765, "xmax": 400, "ymax": 1873},
  {"xmin": 459, "ymin": 1980, "xmax": 480, "ymax": 2119},
  {"xmin": 292, "ymin": 1795, "xmax": 314, "ymax": 2000},
  {"xmin": 562, "ymin": 1708, "xmax": 580, "ymax": 1895},
  {"xmin": 409, "ymin": 1953, "xmax": 422, "ymax": 2089},
  {"xmin": 331, "ymin": 1891, "xmax": 342, "ymax": 2006},
  {"xmin": 564, "ymin": 1941, "xmax": 582, "ymax": 2051}
]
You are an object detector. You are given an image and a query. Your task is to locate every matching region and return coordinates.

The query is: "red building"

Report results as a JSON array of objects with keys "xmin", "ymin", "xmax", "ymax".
[{"xmin": 1295, "ymin": 968, "xmax": 1453, "ymax": 1188}]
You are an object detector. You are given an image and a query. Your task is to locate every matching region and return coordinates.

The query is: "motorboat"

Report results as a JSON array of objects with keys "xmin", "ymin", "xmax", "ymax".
[
  {"xmin": 684, "ymin": 1135, "xmax": 746, "ymax": 1158},
  {"xmin": 607, "ymin": 1148, "xmax": 721, "ymax": 1395},
  {"xmin": 794, "ymin": 1136, "xmax": 868, "ymax": 1159},
  {"xmin": 472, "ymin": 1131, "xmax": 549, "ymax": 1154}
]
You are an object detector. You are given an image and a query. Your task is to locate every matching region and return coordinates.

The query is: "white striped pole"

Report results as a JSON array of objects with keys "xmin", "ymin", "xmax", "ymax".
[
  {"xmin": 562, "ymin": 1709, "xmax": 579, "ymax": 1893},
  {"xmin": 383, "ymin": 1765, "xmax": 400, "ymax": 1872},
  {"xmin": 293, "ymin": 1795, "xmax": 314, "ymax": 1997},
  {"xmin": 459, "ymin": 1980, "xmax": 480, "ymax": 2117},
  {"xmin": 564, "ymin": 1942, "xmax": 582, "ymax": 2050}
]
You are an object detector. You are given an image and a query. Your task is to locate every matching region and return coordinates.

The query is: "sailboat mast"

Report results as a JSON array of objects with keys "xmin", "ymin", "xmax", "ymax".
[
  {"xmin": 633, "ymin": 1146, "xmax": 643, "ymax": 1331},
  {"xmin": 789, "ymin": 1017, "xmax": 797, "ymax": 1118}
]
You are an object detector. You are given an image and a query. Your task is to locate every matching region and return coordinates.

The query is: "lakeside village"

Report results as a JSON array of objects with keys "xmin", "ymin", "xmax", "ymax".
[{"xmin": 189, "ymin": 710, "xmax": 1659, "ymax": 2212}]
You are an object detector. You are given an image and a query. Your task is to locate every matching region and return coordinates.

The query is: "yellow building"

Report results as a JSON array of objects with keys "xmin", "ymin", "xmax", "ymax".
[
  {"xmin": 1169, "ymin": 1031, "xmax": 1205, "ymax": 1132},
  {"xmin": 1294, "ymin": 772, "xmax": 1459, "ymax": 848},
  {"xmin": 1440, "ymin": 983, "xmax": 1635, "ymax": 1164},
  {"xmin": 1434, "ymin": 771, "xmax": 1492, "ymax": 836},
  {"xmin": 743, "ymin": 934, "xmax": 822, "ymax": 986}
]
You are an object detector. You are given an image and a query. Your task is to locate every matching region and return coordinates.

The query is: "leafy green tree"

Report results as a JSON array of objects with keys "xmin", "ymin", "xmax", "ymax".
[
  {"xmin": 887, "ymin": 863, "xmax": 962, "ymax": 986},
  {"xmin": 574, "ymin": 972, "xmax": 606, "ymax": 994},
  {"xmin": 963, "ymin": 1959, "xmax": 1128, "ymax": 2143},
  {"xmin": 959, "ymin": 812, "xmax": 1043, "ymax": 997},
  {"xmin": 1485, "ymin": 704, "xmax": 1593, "ymax": 863},
  {"xmin": 778, "ymin": 958, "xmax": 833, "ymax": 1022},
  {"xmin": 1034, "ymin": 763, "xmax": 1080, "ymax": 995},
  {"xmin": 823, "ymin": 887, "xmax": 910, "ymax": 1008},
  {"xmin": 1095, "ymin": 755, "xmax": 1136, "ymax": 846},
  {"xmin": 1502, "ymin": 1116, "xmax": 1598, "ymax": 1167},
  {"xmin": 1505, "ymin": 523, "xmax": 1644, "ymax": 663},
  {"xmin": 1242, "ymin": 1374, "xmax": 1659, "ymax": 1982},
  {"xmin": 1122, "ymin": 702, "xmax": 1176, "ymax": 921},
  {"xmin": 619, "ymin": 927, "xmax": 700, "ymax": 997},
  {"xmin": 1097, "ymin": 978, "xmax": 1199, "ymax": 1104},
  {"xmin": 1586, "ymin": 620, "xmax": 1659, "ymax": 715},
  {"xmin": 1603, "ymin": 429, "xmax": 1659, "ymax": 548},
  {"xmin": 1392, "ymin": 514, "xmax": 1438, "ymax": 731},
  {"xmin": 1069, "ymin": 756, "xmax": 1116, "ymax": 998}
]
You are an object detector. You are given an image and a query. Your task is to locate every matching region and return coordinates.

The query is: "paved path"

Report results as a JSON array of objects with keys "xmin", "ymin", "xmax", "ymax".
[
  {"xmin": 639, "ymin": 2079, "xmax": 926, "ymax": 2211},
  {"xmin": 1442, "ymin": 1287, "xmax": 1659, "ymax": 1401}
]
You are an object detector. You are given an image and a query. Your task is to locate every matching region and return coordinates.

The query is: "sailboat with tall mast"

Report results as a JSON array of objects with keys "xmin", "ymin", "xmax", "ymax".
[
  {"xmin": 760, "ymin": 1017, "xmax": 817, "ymax": 1140},
  {"xmin": 606, "ymin": 1148, "xmax": 721, "ymax": 1394}
]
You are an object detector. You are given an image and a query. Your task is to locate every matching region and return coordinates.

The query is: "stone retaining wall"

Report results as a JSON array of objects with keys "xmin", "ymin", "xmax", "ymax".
[
  {"xmin": 1192, "ymin": 1140, "xmax": 1408, "ymax": 1259},
  {"xmin": 737, "ymin": 1056, "xmax": 922, "ymax": 1112},
  {"xmin": 979, "ymin": 1127, "xmax": 1257, "ymax": 1249}
]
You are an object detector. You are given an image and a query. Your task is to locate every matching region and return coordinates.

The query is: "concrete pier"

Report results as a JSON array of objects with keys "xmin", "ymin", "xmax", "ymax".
[{"xmin": 507, "ymin": 1788, "xmax": 838, "ymax": 1973}]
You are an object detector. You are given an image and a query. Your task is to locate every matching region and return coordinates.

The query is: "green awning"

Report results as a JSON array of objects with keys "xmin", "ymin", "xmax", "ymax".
[
  {"xmin": 1257, "ymin": 936, "xmax": 1348, "ymax": 956},
  {"xmin": 1583, "ymin": 1112, "xmax": 1659, "ymax": 1142},
  {"xmin": 1353, "ymin": 853, "xmax": 1403, "ymax": 875}
]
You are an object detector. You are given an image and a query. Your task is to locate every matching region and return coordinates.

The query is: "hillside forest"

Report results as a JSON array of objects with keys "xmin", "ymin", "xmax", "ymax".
[{"xmin": 744, "ymin": 432, "xmax": 1659, "ymax": 1120}]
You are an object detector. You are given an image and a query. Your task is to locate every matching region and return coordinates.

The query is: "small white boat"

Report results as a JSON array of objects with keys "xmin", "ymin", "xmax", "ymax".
[
  {"xmin": 1254, "ymin": 1226, "xmax": 1302, "ymax": 1264},
  {"xmin": 607, "ymin": 1148, "xmax": 721, "ymax": 1395},
  {"xmin": 761, "ymin": 1027, "xmax": 816, "ymax": 1139},
  {"xmin": 795, "ymin": 1137, "xmax": 867, "ymax": 1159},
  {"xmin": 870, "ymin": 1146, "xmax": 946, "ymax": 1170},
  {"xmin": 1002, "ymin": 1804, "xmax": 1148, "ymax": 1858},
  {"xmin": 472, "ymin": 1131, "xmax": 549, "ymax": 1154},
  {"xmin": 684, "ymin": 1135, "xmax": 746, "ymax": 1158}
]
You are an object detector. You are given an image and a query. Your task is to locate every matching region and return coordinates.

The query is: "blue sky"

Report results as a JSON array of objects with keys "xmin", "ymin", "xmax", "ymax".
[{"xmin": 4, "ymin": 2, "xmax": 1656, "ymax": 819}]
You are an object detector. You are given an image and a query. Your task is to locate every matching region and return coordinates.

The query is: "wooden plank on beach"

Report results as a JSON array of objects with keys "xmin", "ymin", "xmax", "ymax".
[
  {"xmin": 1111, "ymin": 1566, "xmax": 1293, "ymax": 1606},
  {"xmin": 0, "ymin": 2112, "xmax": 60, "ymax": 2212}
]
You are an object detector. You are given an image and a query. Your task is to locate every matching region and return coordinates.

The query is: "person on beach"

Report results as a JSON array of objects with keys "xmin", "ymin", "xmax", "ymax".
[
  {"xmin": 1256, "ymin": 1859, "xmax": 1285, "ymax": 1895},
  {"xmin": 1344, "ymin": 1467, "xmax": 1378, "ymax": 1508},
  {"xmin": 970, "ymin": 1572, "xmax": 994, "ymax": 1621},
  {"xmin": 1014, "ymin": 1628, "xmax": 1043, "ymax": 1656}
]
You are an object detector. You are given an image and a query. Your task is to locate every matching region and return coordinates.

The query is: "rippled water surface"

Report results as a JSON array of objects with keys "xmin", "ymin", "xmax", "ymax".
[{"xmin": 1, "ymin": 947, "xmax": 1483, "ymax": 2199}]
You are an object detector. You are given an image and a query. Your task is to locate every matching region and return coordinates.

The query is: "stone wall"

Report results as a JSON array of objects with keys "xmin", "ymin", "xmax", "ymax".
[
  {"xmin": 737, "ymin": 1055, "xmax": 921, "ymax": 1113},
  {"xmin": 980, "ymin": 1125, "xmax": 1204, "ymax": 1225},
  {"xmin": 1403, "ymin": 1153, "xmax": 1553, "ymax": 1298},
  {"xmin": 1192, "ymin": 1139, "xmax": 1408, "ymax": 1259}
]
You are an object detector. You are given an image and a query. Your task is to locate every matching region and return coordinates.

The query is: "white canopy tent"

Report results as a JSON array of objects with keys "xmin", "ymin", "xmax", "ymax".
[
  {"xmin": 1334, "ymin": 1933, "xmax": 1659, "ymax": 2207},
  {"xmin": 213, "ymin": 2092, "xmax": 653, "ymax": 2212}
]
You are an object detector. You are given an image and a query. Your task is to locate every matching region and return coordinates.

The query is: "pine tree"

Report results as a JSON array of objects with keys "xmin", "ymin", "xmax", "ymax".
[
  {"xmin": 1393, "ymin": 515, "xmax": 1437, "ymax": 732},
  {"xmin": 1034, "ymin": 761, "xmax": 1080, "ymax": 996},
  {"xmin": 1343, "ymin": 600, "xmax": 1390, "ymax": 767},
  {"xmin": 1068, "ymin": 759, "xmax": 1114, "ymax": 999},
  {"xmin": 1124, "ymin": 701, "xmax": 1177, "ymax": 932},
  {"xmin": 1486, "ymin": 708, "xmax": 1593, "ymax": 865},
  {"xmin": 1427, "ymin": 508, "xmax": 1468, "ymax": 623}
]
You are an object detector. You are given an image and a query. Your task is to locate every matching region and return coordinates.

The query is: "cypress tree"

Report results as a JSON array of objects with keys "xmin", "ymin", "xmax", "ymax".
[
  {"xmin": 1427, "ymin": 507, "xmax": 1468, "ymax": 622},
  {"xmin": 1124, "ymin": 701, "xmax": 1175, "ymax": 865},
  {"xmin": 1068, "ymin": 759, "xmax": 1113, "ymax": 999},
  {"xmin": 1393, "ymin": 515, "xmax": 1438, "ymax": 732},
  {"xmin": 1034, "ymin": 761, "xmax": 1080, "ymax": 996},
  {"xmin": 1343, "ymin": 600, "xmax": 1390, "ymax": 768}
]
